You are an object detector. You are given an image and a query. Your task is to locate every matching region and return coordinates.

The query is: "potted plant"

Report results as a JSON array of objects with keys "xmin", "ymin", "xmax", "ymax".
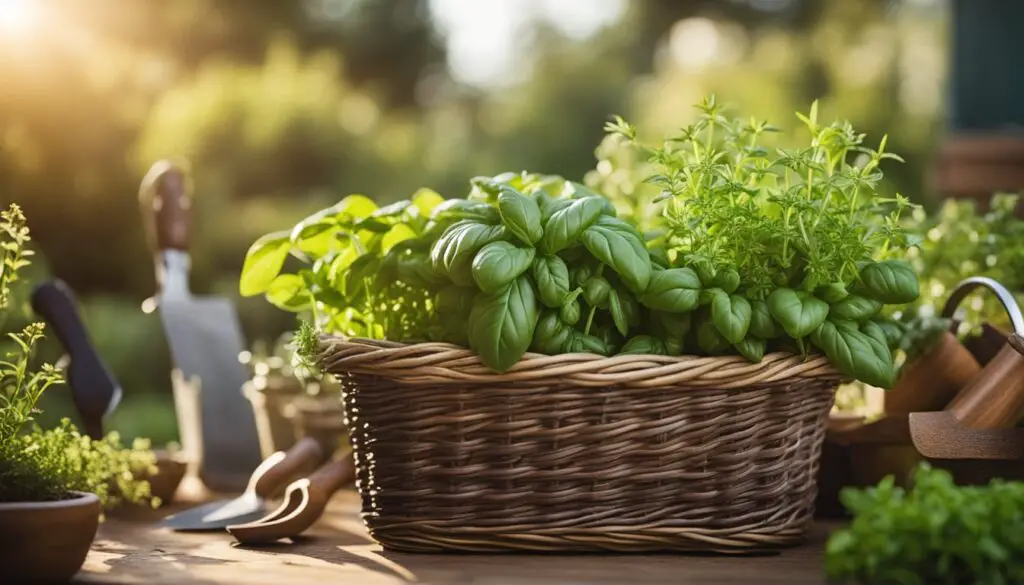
[
  {"xmin": 0, "ymin": 204, "xmax": 158, "ymax": 583},
  {"xmin": 240, "ymin": 97, "xmax": 919, "ymax": 553}
]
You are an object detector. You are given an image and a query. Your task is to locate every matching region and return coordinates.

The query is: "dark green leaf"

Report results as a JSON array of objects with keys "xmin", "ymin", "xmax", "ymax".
[
  {"xmin": 608, "ymin": 289, "xmax": 628, "ymax": 336},
  {"xmin": 532, "ymin": 255, "xmax": 572, "ymax": 308},
  {"xmin": 583, "ymin": 275, "xmax": 611, "ymax": 308},
  {"xmin": 696, "ymin": 311, "xmax": 731, "ymax": 354},
  {"xmin": 563, "ymin": 331, "xmax": 610, "ymax": 355},
  {"xmin": 711, "ymin": 291, "xmax": 752, "ymax": 344},
  {"xmin": 857, "ymin": 260, "xmax": 920, "ymax": 304},
  {"xmin": 817, "ymin": 282, "xmax": 850, "ymax": 304},
  {"xmin": 582, "ymin": 216, "xmax": 651, "ymax": 293},
  {"xmin": 620, "ymin": 334, "xmax": 667, "ymax": 355},
  {"xmin": 749, "ymin": 300, "xmax": 782, "ymax": 339},
  {"xmin": 639, "ymin": 268, "xmax": 700, "ymax": 312},
  {"xmin": 559, "ymin": 298, "xmax": 581, "ymax": 325},
  {"xmin": 811, "ymin": 320, "xmax": 895, "ymax": 388},
  {"xmin": 830, "ymin": 294, "xmax": 883, "ymax": 322},
  {"xmin": 539, "ymin": 197, "xmax": 605, "ymax": 254},
  {"xmin": 532, "ymin": 310, "xmax": 571, "ymax": 355},
  {"xmin": 734, "ymin": 337, "xmax": 766, "ymax": 363},
  {"xmin": 468, "ymin": 275, "xmax": 539, "ymax": 372},
  {"xmin": 871, "ymin": 317, "xmax": 905, "ymax": 349},
  {"xmin": 768, "ymin": 288, "xmax": 830, "ymax": 338},
  {"xmin": 436, "ymin": 285, "xmax": 476, "ymax": 314},
  {"xmin": 430, "ymin": 220, "xmax": 508, "ymax": 287},
  {"xmin": 471, "ymin": 241, "xmax": 535, "ymax": 293},
  {"xmin": 497, "ymin": 187, "xmax": 543, "ymax": 245}
]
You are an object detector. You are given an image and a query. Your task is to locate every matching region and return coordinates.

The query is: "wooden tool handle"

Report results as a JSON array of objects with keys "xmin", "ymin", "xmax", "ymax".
[
  {"xmin": 253, "ymin": 438, "xmax": 323, "ymax": 499},
  {"xmin": 947, "ymin": 334, "xmax": 1024, "ymax": 429},
  {"xmin": 306, "ymin": 450, "xmax": 355, "ymax": 501},
  {"xmin": 139, "ymin": 160, "xmax": 191, "ymax": 252}
]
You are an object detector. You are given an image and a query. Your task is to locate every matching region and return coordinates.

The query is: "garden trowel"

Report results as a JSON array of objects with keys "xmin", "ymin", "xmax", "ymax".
[{"xmin": 139, "ymin": 160, "xmax": 262, "ymax": 492}]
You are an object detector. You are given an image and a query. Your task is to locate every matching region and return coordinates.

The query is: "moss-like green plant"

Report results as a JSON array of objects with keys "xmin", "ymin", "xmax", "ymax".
[{"xmin": 0, "ymin": 203, "xmax": 158, "ymax": 509}]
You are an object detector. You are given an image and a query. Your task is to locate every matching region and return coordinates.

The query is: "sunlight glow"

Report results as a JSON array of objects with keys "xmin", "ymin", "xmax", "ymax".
[{"xmin": 0, "ymin": 0, "xmax": 41, "ymax": 35}]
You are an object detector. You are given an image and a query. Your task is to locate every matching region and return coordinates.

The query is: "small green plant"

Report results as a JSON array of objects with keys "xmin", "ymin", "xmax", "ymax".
[
  {"xmin": 826, "ymin": 463, "xmax": 1024, "ymax": 585},
  {"xmin": 0, "ymin": 203, "xmax": 157, "ymax": 509}
]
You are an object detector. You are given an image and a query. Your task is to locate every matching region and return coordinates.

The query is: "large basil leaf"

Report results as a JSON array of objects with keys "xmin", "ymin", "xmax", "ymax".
[
  {"xmin": 768, "ymin": 288, "xmax": 830, "ymax": 339},
  {"xmin": 608, "ymin": 289, "xmax": 629, "ymax": 336},
  {"xmin": 857, "ymin": 260, "xmax": 920, "ymax": 304},
  {"xmin": 468, "ymin": 276, "xmax": 539, "ymax": 372},
  {"xmin": 734, "ymin": 337, "xmax": 766, "ymax": 363},
  {"xmin": 289, "ymin": 194, "xmax": 376, "ymax": 257},
  {"xmin": 830, "ymin": 294, "xmax": 882, "ymax": 322},
  {"xmin": 532, "ymin": 255, "xmax": 572, "ymax": 308},
  {"xmin": 654, "ymin": 311, "xmax": 692, "ymax": 338},
  {"xmin": 581, "ymin": 216, "xmax": 651, "ymax": 293},
  {"xmin": 539, "ymin": 196, "xmax": 605, "ymax": 254},
  {"xmin": 859, "ymin": 320, "xmax": 890, "ymax": 350},
  {"xmin": 240, "ymin": 231, "xmax": 292, "ymax": 296},
  {"xmin": 430, "ymin": 220, "xmax": 508, "ymax": 286},
  {"xmin": 620, "ymin": 334, "xmax": 667, "ymax": 355},
  {"xmin": 497, "ymin": 188, "xmax": 543, "ymax": 245},
  {"xmin": 616, "ymin": 285, "xmax": 642, "ymax": 327},
  {"xmin": 471, "ymin": 241, "xmax": 535, "ymax": 293},
  {"xmin": 711, "ymin": 291, "xmax": 752, "ymax": 344},
  {"xmin": 749, "ymin": 299, "xmax": 782, "ymax": 339},
  {"xmin": 811, "ymin": 320, "xmax": 895, "ymax": 388},
  {"xmin": 639, "ymin": 268, "xmax": 701, "ymax": 312},
  {"xmin": 539, "ymin": 197, "xmax": 573, "ymax": 223},
  {"xmin": 532, "ymin": 310, "xmax": 571, "ymax": 355}
]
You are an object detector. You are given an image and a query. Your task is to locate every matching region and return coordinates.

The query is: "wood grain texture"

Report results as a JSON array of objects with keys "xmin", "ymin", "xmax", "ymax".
[{"xmin": 77, "ymin": 491, "xmax": 839, "ymax": 585}]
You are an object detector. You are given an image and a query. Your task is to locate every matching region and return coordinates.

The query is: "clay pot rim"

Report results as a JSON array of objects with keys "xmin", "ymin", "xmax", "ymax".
[{"xmin": 0, "ymin": 490, "xmax": 99, "ymax": 512}]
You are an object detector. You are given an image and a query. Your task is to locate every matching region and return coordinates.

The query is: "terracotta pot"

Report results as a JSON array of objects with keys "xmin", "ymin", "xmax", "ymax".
[
  {"xmin": 0, "ymin": 491, "xmax": 100, "ymax": 584},
  {"xmin": 887, "ymin": 331, "xmax": 982, "ymax": 414},
  {"xmin": 147, "ymin": 450, "xmax": 188, "ymax": 504}
]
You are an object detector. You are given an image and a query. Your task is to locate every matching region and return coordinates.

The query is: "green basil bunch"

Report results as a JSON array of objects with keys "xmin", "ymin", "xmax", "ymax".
[{"xmin": 241, "ymin": 166, "xmax": 918, "ymax": 386}]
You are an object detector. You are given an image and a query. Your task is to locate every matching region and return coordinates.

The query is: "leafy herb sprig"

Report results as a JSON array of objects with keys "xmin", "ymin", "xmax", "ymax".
[{"xmin": 826, "ymin": 464, "xmax": 1024, "ymax": 585}]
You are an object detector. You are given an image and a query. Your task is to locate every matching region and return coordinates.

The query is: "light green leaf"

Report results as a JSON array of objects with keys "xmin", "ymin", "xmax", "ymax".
[
  {"xmin": 830, "ymin": 294, "xmax": 883, "ymax": 322},
  {"xmin": 265, "ymin": 274, "xmax": 312, "ymax": 311},
  {"xmin": 240, "ymin": 231, "xmax": 292, "ymax": 296}
]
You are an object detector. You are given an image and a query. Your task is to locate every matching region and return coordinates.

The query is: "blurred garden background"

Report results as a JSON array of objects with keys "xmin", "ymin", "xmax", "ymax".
[{"xmin": 1, "ymin": 0, "xmax": 947, "ymax": 444}]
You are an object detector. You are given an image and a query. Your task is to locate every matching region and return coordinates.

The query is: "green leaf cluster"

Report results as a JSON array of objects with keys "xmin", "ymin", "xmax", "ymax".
[
  {"xmin": 242, "ymin": 98, "xmax": 920, "ymax": 385},
  {"xmin": 603, "ymin": 97, "xmax": 920, "ymax": 387},
  {"xmin": 0, "ymin": 203, "xmax": 158, "ymax": 507},
  {"xmin": 826, "ymin": 464, "xmax": 1024, "ymax": 585}
]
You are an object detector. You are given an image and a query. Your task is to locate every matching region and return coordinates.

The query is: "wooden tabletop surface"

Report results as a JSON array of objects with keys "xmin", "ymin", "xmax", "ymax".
[{"xmin": 76, "ymin": 481, "xmax": 840, "ymax": 585}]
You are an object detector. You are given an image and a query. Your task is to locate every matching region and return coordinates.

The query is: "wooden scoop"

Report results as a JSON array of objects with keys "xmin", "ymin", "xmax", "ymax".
[
  {"xmin": 227, "ymin": 448, "xmax": 355, "ymax": 545},
  {"xmin": 910, "ymin": 277, "xmax": 1024, "ymax": 460}
]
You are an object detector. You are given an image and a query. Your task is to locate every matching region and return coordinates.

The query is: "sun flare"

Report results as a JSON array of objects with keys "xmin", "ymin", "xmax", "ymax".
[{"xmin": 0, "ymin": 0, "xmax": 41, "ymax": 34}]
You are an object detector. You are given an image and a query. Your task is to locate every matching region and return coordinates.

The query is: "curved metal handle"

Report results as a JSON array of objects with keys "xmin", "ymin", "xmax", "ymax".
[{"xmin": 941, "ymin": 276, "xmax": 1024, "ymax": 336}]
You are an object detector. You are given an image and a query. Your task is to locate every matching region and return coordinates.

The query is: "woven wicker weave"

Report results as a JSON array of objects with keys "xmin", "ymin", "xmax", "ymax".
[{"xmin": 315, "ymin": 335, "xmax": 841, "ymax": 553}]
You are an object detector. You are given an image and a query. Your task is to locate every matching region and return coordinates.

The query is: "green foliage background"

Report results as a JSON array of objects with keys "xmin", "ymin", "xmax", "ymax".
[{"xmin": 0, "ymin": 0, "xmax": 948, "ymax": 443}]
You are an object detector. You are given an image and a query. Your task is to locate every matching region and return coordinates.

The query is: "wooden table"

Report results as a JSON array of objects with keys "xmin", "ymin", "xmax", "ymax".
[{"xmin": 77, "ymin": 485, "xmax": 839, "ymax": 585}]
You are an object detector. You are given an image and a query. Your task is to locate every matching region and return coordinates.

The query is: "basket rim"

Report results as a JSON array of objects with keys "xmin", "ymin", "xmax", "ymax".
[{"xmin": 314, "ymin": 334, "xmax": 842, "ymax": 388}]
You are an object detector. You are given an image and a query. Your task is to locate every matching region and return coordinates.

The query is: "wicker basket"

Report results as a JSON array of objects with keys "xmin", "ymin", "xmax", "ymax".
[{"xmin": 315, "ymin": 335, "xmax": 841, "ymax": 553}]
